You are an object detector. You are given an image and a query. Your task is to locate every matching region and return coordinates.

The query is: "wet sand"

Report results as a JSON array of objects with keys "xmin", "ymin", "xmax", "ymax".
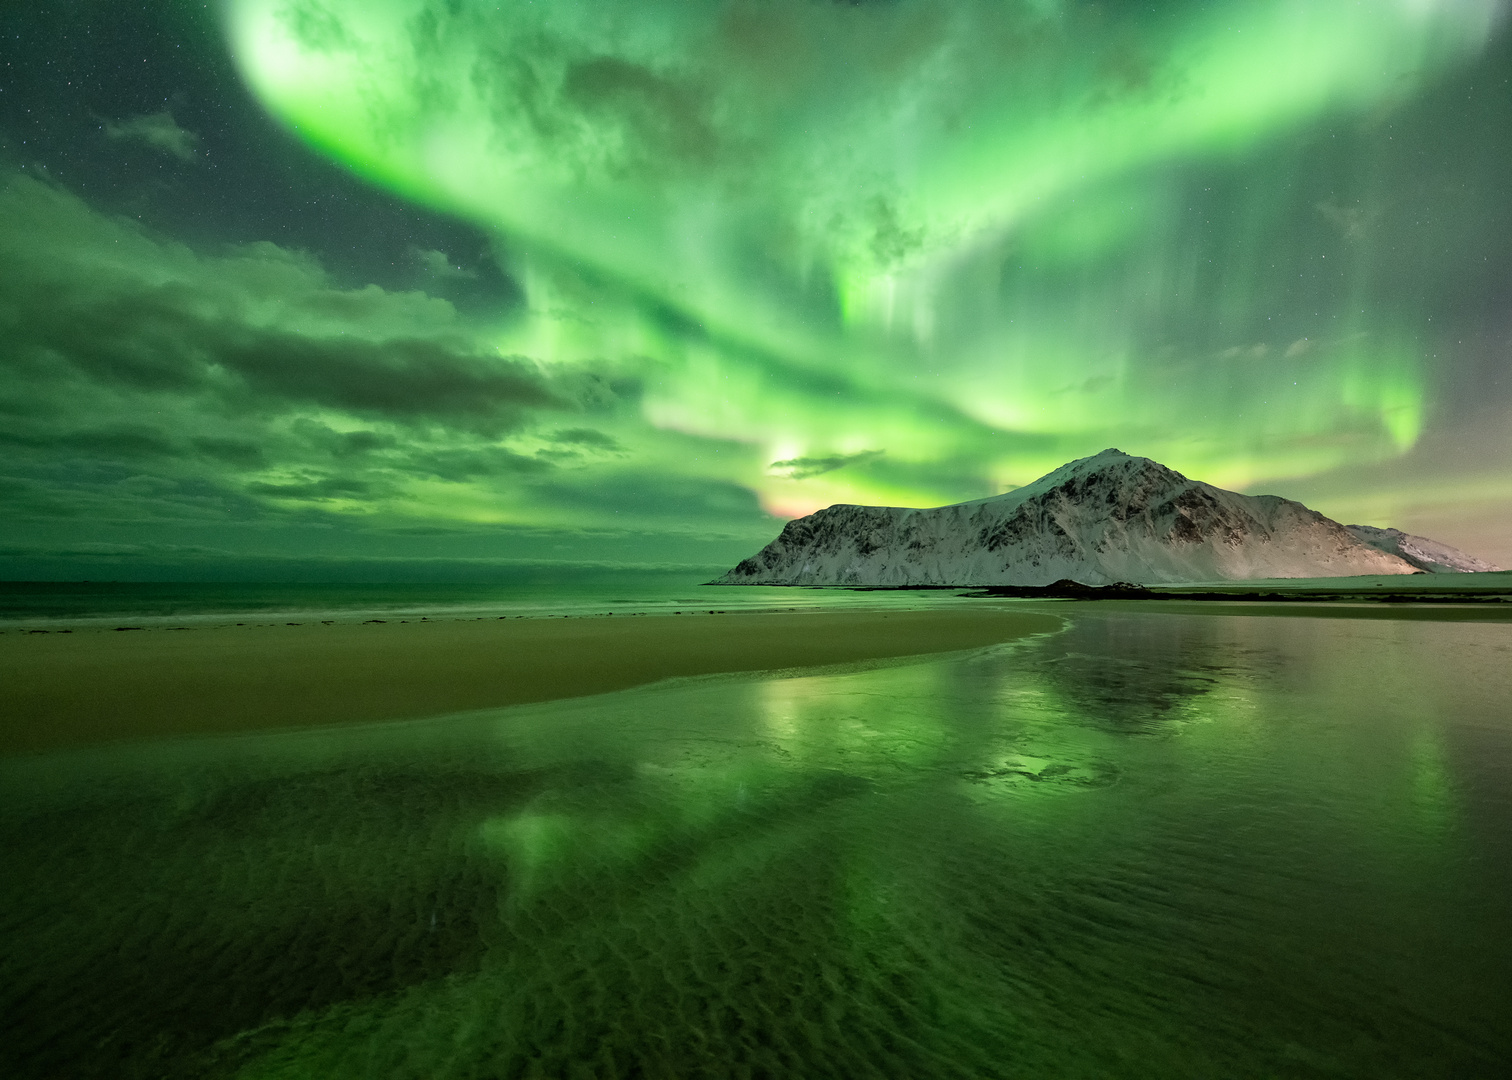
[{"xmin": 0, "ymin": 608, "xmax": 1061, "ymax": 755}]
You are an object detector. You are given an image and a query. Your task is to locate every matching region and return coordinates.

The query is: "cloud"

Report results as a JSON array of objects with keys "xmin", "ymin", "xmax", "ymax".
[
  {"xmin": 550, "ymin": 428, "xmax": 623, "ymax": 450},
  {"xmin": 244, "ymin": 475, "xmax": 376, "ymax": 500},
  {"xmin": 0, "ymin": 541, "xmax": 232, "ymax": 558},
  {"xmin": 0, "ymin": 175, "xmax": 572, "ymax": 426},
  {"xmin": 541, "ymin": 470, "xmax": 768, "ymax": 523},
  {"xmin": 768, "ymin": 450, "xmax": 884, "ymax": 480},
  {"xmin": 222, "ymin": 331, "xmax": 563, "ymax": 421},
  {"xmin": 104, "ymin": 110, "xmax": 200, "ymax": 161},
  {"xmin": 0, "ymin": 173, "xmax": 659, "ymax": 525},
  {"xmin": 411, "ymin": 446, "xmax": 553, "ymax": 482},
  {"xmin": 0, "ymin": 425, "xmax": 180, "ymax": 459}
]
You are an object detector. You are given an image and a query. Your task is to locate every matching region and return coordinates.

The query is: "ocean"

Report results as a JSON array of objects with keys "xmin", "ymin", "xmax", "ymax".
[
  {"xmin": 2, "ymin": 591, "xmax": 1510, "ymax": 1077},
  {"xmin": 0, "ymin": 575, "xmax": 972, "ymax": 626}
]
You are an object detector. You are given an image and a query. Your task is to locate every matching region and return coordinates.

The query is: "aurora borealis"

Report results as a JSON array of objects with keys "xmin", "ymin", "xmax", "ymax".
[{"xmin": 3, "ymin": 0, "xmax": 1511, "ymax": 577}]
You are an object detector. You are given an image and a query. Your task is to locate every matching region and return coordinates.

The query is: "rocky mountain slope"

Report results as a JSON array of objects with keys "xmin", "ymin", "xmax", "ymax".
[
  {"xmin": 1344, "ymin": 524, "xmax": 1501, "ymax": 574},
  {"xmin": 717, "ymin": 449, "xmax": 1499, "ymax": 587}
]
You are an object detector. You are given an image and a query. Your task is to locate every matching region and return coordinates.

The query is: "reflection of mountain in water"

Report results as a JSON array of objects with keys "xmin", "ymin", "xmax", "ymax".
[
  {"xmin": 720, "ymin": 449, "xmax": 1499, "ymax": 586},
  {"xmin": 1028, "ymin": 614, "xmax": 1273, "ymax": 734}
]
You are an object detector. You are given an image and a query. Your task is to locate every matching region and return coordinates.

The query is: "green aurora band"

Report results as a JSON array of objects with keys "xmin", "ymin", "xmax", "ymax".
[{"xmin": 229, "ymin": 0, "xmax": 1501, "ymax": 519}]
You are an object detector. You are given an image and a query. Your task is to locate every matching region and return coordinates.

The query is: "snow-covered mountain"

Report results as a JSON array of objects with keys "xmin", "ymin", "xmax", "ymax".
[
  {"xmin": 1345, "ymin": 524, "xmax": 1501, "ymax": 574},
  {"xmin": 717, "ymin": 449, "xmax": 1498, "ymax": 587}
]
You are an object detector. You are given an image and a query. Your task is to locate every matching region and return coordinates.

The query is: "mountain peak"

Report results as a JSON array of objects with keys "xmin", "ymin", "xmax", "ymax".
[
  {"xmin": 1066, "ymin": 448, "xmax": 1176, "ymax": 476},
  {"xmin": 965, "ymin": 448, "xmax": 1186, "ymax": 512},
  {"xmin": 1040, "ymin": 448, "xmax": 1178, "ymax": 483}
]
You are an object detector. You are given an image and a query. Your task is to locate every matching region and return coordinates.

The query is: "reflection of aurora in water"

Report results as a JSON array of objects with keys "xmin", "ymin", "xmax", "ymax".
[
  {"xmin": 4, "ymin": 609, "xmax": 1511, "ymax": 1077},
  {"xmin": 227, "ymin": 0, "xmax": 1503, "ymax": 515}
]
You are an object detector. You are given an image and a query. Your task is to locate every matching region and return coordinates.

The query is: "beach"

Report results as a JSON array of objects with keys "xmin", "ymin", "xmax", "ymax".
[
  {"xmin": 4, "ymin": 603, "xmax": 1511, "ymax": 1078},
  {"xmin": 0, "ymin": 607, "xmax": 1062, "ymax": 755}
]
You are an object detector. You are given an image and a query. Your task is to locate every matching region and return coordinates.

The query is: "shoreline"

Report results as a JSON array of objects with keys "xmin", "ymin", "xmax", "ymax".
[
  {"xmin": 0, "ymin": 608, "xmax": 1062, "ymax": 756},
  {"xmin": 713, "ymin": 572, "xmax": 1512, "ymax": 602}
]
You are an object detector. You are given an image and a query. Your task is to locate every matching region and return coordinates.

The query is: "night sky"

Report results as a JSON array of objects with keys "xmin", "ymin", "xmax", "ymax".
[{"xmin": 4, "ymin": 0, "xmax": 1511, "ymax": 581}]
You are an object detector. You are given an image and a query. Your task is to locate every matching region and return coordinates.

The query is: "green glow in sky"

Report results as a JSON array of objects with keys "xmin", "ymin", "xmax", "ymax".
[{"xmin": 229, "ymin": 0, "xmax": 1499, "ymax": 517}]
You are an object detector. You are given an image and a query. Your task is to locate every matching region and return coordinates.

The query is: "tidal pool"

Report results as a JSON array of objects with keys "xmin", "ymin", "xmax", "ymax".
[{"xmin": 3, "ymin": 609, "xmax": 1510, "ymax": 1078}]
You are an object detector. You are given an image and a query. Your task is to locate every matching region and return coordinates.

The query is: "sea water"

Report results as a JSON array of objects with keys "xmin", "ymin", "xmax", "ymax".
[
  {"xmin": 0, "ymin": 575, "xmax": 972, "ymax": 627},
  {"xmin": 3, "ymin": 606, "xmax": 1510, "ymax": 1078}
]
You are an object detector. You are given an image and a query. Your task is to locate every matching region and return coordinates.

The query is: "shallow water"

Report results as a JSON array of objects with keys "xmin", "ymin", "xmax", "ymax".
[{"xmin": 3, "ymin": 610, "xmax": 1510, "ymax": 1078}]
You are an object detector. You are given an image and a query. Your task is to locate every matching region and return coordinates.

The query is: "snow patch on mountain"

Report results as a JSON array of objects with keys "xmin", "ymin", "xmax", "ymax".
[
  {"xmin": 1345, "ymin": 525, "xmax": 1502, "ymax": 574},
  {"xmin": 717, "ymin": 449, "xmax": 1478, "ymax": 587}
]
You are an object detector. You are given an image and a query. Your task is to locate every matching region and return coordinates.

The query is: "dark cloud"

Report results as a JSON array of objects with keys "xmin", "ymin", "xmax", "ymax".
[
  {"xmin": 541, "ymin": 471, "xmax": 768, "ymax": 524},
  {"xmin": 190, "ymin": 437, "xmax": 267, "ymax": 468},
  {"xmin": 412, "ymin": 447, "xmax": 554, "ymax": 482},
  {"xmin": 0, "ymin": 425, "xmax": 179, "ymax": 459},
  {"xmin": 245, "ymin": 476, "xmax": 376, "ymax": 501},
  {"xmin": 768, "ymin": 449, "xmax": 884, "ymax": 480},
  {"xmin": 0, "ymin": 477, "xmax": 86, "ymax": 519},
  {"xmin": 220, "ymin": 332, "xmax": 562, "ymax": 423},
  {"xmin": 536, "ymin": 427, "xmax": 626, "ymax": 464},
  {"xmin": 289, "ymin": 423, "xmax": 400, "ymax": 459},
  {"xmin": 550, "ymin": 428, "xmax": 624, "ymax": 450},
  {"xmin": 550, "ymin": 370, "xmax": 644, "ymax": 414},
  {"xmin": 0, "ymin": 541, "xmax": 230, "ymax": 558}
]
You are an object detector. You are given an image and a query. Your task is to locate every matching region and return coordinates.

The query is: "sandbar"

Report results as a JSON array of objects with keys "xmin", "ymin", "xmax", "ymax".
[{"xmin": 0, "ymin": 608, "xmax": 1061, "ymax": 755}]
